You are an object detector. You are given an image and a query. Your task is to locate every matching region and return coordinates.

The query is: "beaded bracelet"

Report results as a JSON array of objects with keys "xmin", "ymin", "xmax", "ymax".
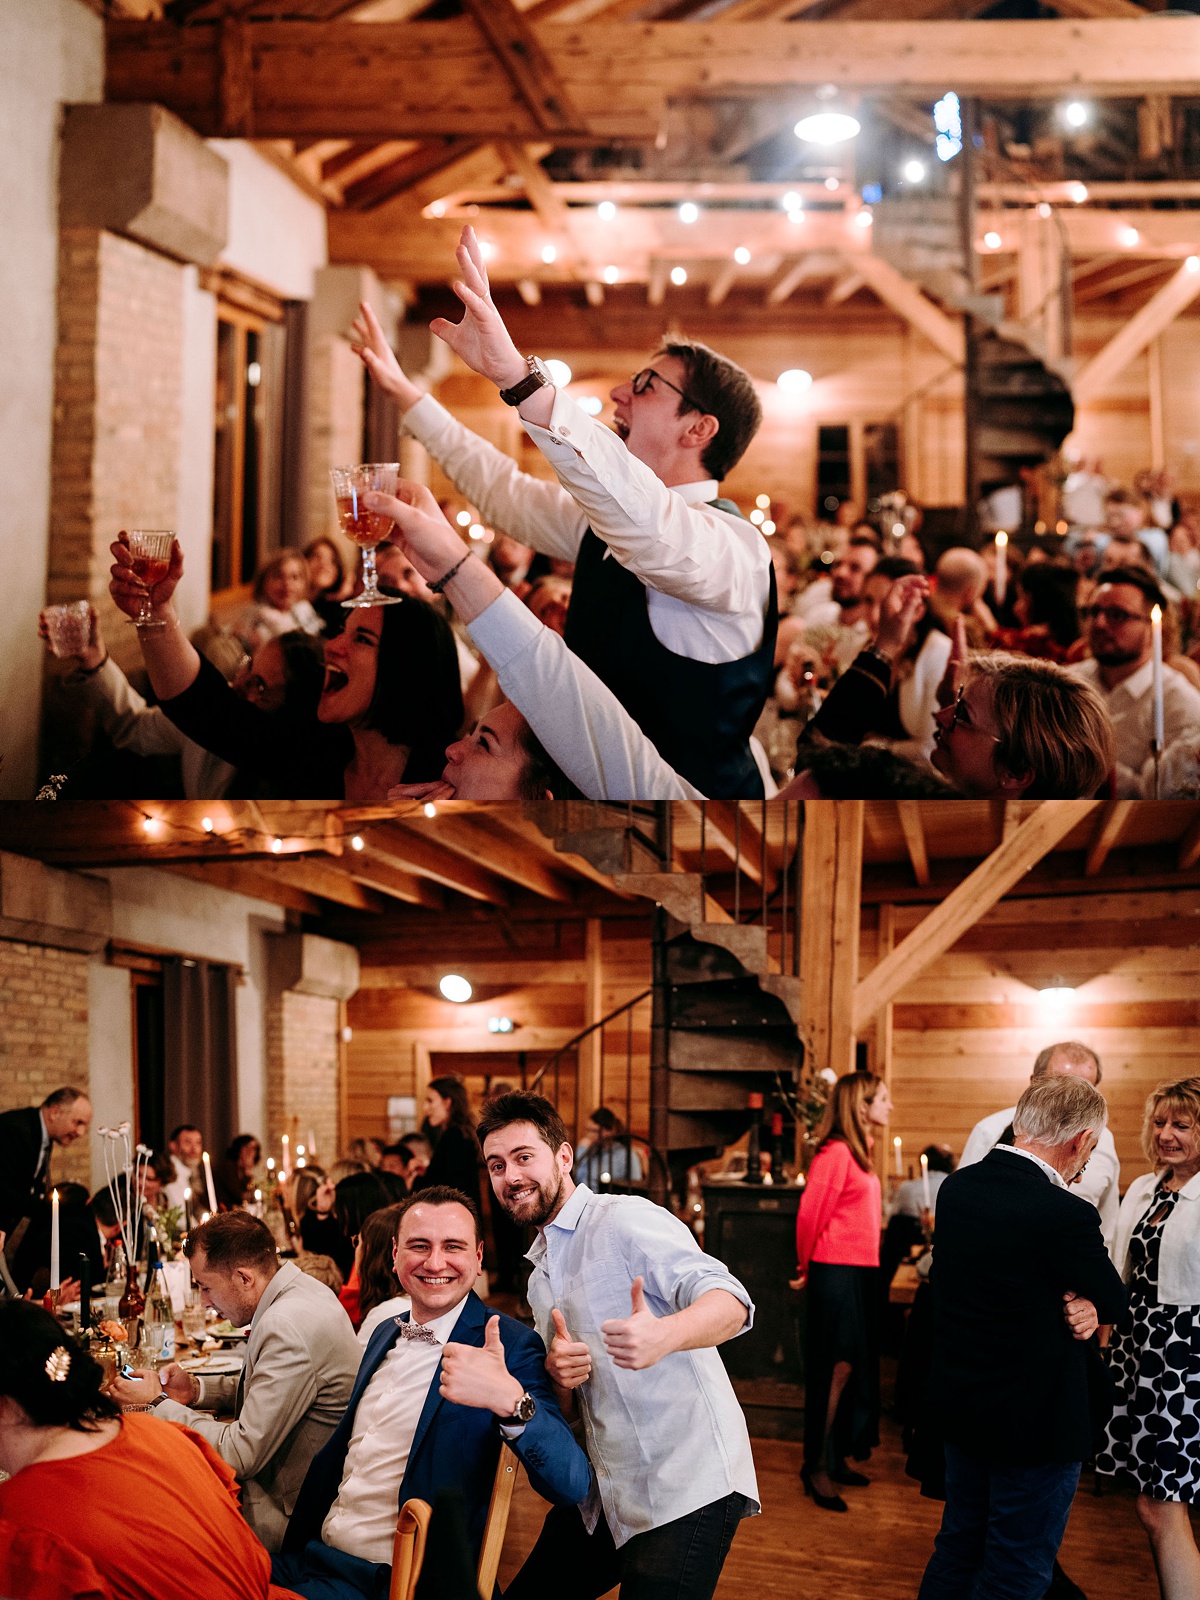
[{"xmin": 429, "ymin": 552, "xmax": 472, "ymax": 594}]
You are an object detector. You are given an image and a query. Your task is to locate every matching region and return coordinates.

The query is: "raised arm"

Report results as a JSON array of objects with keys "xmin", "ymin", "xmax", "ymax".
[{"xmin": 108, "ymin": 535, "xmax": 203, "ymax": 701}]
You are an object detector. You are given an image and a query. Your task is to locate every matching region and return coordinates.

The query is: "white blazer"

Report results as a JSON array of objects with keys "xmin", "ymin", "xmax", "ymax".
[{"xmin": 1110, "ymin": 1169, "xmax": 1200, "ymax": 1307}]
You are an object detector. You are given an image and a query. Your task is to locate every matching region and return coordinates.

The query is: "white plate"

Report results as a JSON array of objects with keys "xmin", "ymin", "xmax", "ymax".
[{"xmin": 178, "ymin": 1354, "xmax": 244, "ymax": 1375}]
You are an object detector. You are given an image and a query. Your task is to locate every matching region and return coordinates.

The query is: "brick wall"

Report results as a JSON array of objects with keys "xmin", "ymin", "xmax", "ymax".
[
  {"xmin": 0, "ymin": 939, "xmax": 91, "ymax": 1189},
  {"xmin": 42, "ymin": 226, "xmax": 185, "ymax": 767},
  {"xmin": 265, "ymin": 988, "xmax": 342, "ymax": 1169}
]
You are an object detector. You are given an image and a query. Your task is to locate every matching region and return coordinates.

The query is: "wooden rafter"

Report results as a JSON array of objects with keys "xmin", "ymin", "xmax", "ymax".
[
  {"xmin": 1074, "ymin": 258, "xmax": 1200, "ymax": 404},
  {"xmin": 360, "ymin": 823, "xmax": 511, "ymax": 903},
  {"xmin": 346, "ymin": 854, "xmax": 446, "ymax": 909},
  {"xmin": 1178, "ymin": 815, "xmax": 1200, "ymax": 873},
  {"xmin": 459, "ymin": 0, "xmax": 591, "ymax": 136},
  {"xmin": 707, "ymin": 261, "xmax": 739, "ymax": 307},
  {"xmin": 415, "ymin": 813, "xmax": 575, "ymax": 901},
  {"xmin": 343, "ymin": 138, "xmax": 487, "ymax": 211},
  {"xmin": 851, "ymin": 800, "xmax": 1101, "ymax": 1034},
  {"xmin": 852, "ymin": 254, "xmax": 966, "ymax": 364},
  {"xmin": 1084, "ymin": 799, "xmax": 1136, "ymax": 876},
  {"xmin": 684, "ymin": 802, "xmax": 767, "ymax": 887},
  {"xmin": 896, "ymin": 801, "xmax": 930, "ymax": 887}
]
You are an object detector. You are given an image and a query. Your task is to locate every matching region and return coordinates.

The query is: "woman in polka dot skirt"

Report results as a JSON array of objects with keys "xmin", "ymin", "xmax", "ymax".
[{"xmin": 1097, "ymin": 1076, "xmax": 1200, "ymax": 1600}]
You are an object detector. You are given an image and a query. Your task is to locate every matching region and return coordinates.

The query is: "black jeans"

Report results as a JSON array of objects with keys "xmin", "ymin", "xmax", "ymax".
[{"xmin": 503, "ymin": 1493, "xmax": 751, "ymax": 1600}]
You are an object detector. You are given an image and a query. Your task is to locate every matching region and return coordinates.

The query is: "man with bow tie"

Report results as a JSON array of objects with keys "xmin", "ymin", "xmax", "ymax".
[{"xmin": 272, "ymin": 1184, "xmax": 592, "ymax": 1600}]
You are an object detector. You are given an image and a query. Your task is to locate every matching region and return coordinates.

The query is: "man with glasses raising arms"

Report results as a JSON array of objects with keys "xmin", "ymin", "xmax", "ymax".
[
  {"xmin": 352, "ymin": 226, "xmax": 775, "ymax": 798},
  {"xmin": 1069, "ymin": 566, "xmax": 1200, "ymax": 796}
]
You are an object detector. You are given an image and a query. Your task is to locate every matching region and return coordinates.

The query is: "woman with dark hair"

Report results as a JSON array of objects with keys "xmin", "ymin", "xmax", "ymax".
[
  {"xmin": 353, "ymin": 1202, "xmax": 411, "ymax": 1345},
  {"xmin": 304, "ymin": 535, "xmax": 351, "ymax": 632},
  {"xmin": 330, "ymin": 1170, "xmax": 405, "ymax": 1290},
  {"xmin": 109, "ymin": 536, "xmax": 464, "ymax": 801},
  {"xmin": 414, "ymin": 1076, "xmax": 482, "ymax": 1212},
  {"xmin": 992, "ymin": 560, "xmax": 1081, "ymax": 663},
  {"xmin": 213, "ymin": 1134, "xmax": 261, "ymax": 1211},
  {"xmin": 792, "ymin": 1070, "xmax": 892, "ymax": 1512},
  {"xmin": 0, "ymin": 1301, "xmax": 283, "ymax": 1600}
]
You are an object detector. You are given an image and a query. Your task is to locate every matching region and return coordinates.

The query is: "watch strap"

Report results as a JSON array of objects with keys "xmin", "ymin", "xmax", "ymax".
[{"xmin": 499, "ymin": 360, "xmax": 551, "ymax": 407}]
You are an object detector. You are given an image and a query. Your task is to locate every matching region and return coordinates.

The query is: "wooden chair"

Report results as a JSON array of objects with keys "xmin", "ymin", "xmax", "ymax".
[{"xmin": 388, "ymin": 1445, "xmax": 521, "ymax": 1600}]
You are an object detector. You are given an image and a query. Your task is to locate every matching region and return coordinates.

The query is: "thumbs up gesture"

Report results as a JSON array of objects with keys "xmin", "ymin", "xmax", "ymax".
[
  {"xmin": 546, "ymin": 1307, "xmax": 593, "ymax": 1390},
  {"xmin": 600, "ymin": 1276, "xmax": 670, "ymax": 1371},
  {"xmin": 439, "ymin": 1315, "xmax": 526, "ymax": 1417}
]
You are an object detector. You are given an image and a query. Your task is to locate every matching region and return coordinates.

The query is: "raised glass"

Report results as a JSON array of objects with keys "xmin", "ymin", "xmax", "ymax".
[
  {"xmin": 330, "ymin": 464, "xmax": 401, "ymax": 608},
  {"xmin": 125, "ymin": 531, "xmax": 176, "ymax": 629}
]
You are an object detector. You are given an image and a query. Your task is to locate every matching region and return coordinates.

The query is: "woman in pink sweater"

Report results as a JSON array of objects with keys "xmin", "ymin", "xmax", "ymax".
[{"xmin": 794, "ymin": 1070, "xmax": 891, "ymax": 1511}]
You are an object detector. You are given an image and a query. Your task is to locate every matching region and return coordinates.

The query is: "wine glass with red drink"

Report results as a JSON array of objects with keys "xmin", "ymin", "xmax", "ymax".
[
  {"xmin": 125, "ymin": 531, "xmax": 176, "ymax": 629},
  {"xmin": 329, "ymin": 464, "xmax": 402, "ymax": 608}
]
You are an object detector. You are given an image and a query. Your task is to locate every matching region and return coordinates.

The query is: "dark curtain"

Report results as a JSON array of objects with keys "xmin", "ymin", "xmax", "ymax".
[{"xmin": 161, "ymin": 958, "xmax": 240, "ymax": 1160}]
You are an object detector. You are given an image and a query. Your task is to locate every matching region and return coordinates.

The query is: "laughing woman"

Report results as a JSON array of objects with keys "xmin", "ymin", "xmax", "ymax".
[{"xmin": 109, "ymin": 536, "xmax": 462, "ymax": 800}]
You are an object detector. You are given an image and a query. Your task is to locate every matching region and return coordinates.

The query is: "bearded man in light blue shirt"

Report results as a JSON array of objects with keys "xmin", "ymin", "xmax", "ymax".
[{"xmin": 479, "ymin": 1090, "xmax": 759, "ymax": 1600}]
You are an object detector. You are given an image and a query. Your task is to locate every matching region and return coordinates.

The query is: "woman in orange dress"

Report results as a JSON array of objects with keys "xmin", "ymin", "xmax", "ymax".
[{"xmin": 0, "ymin": 1300, "xmax": 299, "ymax": 1600}]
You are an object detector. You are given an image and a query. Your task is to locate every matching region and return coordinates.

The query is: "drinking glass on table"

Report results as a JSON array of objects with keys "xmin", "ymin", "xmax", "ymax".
[
  {"xmin": 42, "ymin": 600, "xmax": 92, "ymax": 657},
  {"xmin": 181, "ymin": 1287, "xmax": 206, "ymax": 1344},
  {"xmin": 124, "ymin": 530, "xmax": 176, "ymax": 629},
  {"xmin": 330, "ymin": 464, "xmax": 401, "ymax": 608}
]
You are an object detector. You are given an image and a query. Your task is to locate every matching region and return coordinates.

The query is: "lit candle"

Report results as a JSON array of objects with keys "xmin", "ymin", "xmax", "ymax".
[
  {"xmin": 202, "ymin": 1150, "xmax": 218, "ymax": 1213},
  {"xmin": 281, "ymin": 1134, "xmax": 290, "ymax": 1178},
  {"xmin": 1151, "ymin": 604, "xmax": 1165, "ymax": 748},
  {"xmin": 893, "ymin": 1135, "xmax": 903, "ymax": 1177},
  {"xmin": 994, "ymin": 530, "xmax": 1008, "ymax": 607},
  {"xmin": 921, "ymin": 1152, "xmax": 932, "ymax": 1213},
  {"xmin": 50, "ymin": 1188, "xmax": 60, "ymax": 1292},
  {"xmin": 307, "ymin": 1128, "xmax": 317, "ymax": 1157}
]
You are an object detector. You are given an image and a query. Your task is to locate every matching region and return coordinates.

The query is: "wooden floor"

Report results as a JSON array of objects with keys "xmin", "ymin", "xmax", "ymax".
[{"xmin": 497, "ymin": 1414, "xmax": 1160, "ymax": 1598}]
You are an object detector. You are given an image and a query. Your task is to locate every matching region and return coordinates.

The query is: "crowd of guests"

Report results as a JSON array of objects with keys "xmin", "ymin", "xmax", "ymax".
[
  {"xmin": 794, "ymin": 1041, "xmax": 1200, "ymax": 1600},
  {"xmin": 24, "ymin": 222, "xmax": 1196, "ymax": 800}
]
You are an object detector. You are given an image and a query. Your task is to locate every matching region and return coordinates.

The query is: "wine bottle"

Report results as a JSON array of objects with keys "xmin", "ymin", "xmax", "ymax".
[
  {"xmin": 745, "ymin": 1091, "xmax": 765, "ymax": 1184},
  {"xmin": 144, "ymin": 1264, "xmax": 176, "ymax": 1366},
  {"xmin": 770, "ymin": 1111, "xmax": 787, "ymax": 1184}
]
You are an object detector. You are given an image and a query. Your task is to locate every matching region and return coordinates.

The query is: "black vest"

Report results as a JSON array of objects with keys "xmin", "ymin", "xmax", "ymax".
[{"xmin": 562, "ymin": 501, "xmax": 778, "ymax": 798}]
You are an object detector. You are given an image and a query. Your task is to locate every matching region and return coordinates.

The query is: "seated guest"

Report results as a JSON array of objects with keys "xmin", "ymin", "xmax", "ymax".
[
  {"xmin": 917, "ymin": 1077, "xmax": 1128, "ymax": 1600},
  {"xmin": 573, "ymin": 1108, "xmax": 644, "ymax": 1188},
  {"xmin": 1105, "ymin": 485, "xmax": 1169, "ymax": 580},
  {"xmin": 525, "ymin": 573, "xmax": 573, "ymax": 637},
  {"xmin": 352, "ymin": 1203, "xmax": 412, "ymax": 1346},
  {"xmin": 1098, "ymin": 1076, "xmax": 1200, "ymax": 1600},
  {"xmin": 306, "ymin": 535, "xmax": 352, "ymax": 631},
  {"xmin": 292, "ymin": 1166, "xmax": 341, "ymax": 1259},
  {"xmin": 334, "ymin": 1170, "xmax": 407, "ymax": 1294},
  {"xmin": 782, "ymin": 743, "xmax": 958, "ymax": 799},
  {"xmin": 273, "ymin": 1187, "xmax": 592, "ymax": 1599},
  {"xmin": 165, "ymin": 1122, "xmax": 204, "ymax": 1212},
  {"xmin": 889, "ymin": 1144, "xmax": 954, "ymax": 1222},
  {"xmin": 214, "ymin": 1133, "xmax": 262, "ymax": 1211},
  {"xmin": 929, "ymin": 547, "xmax": 991, "ymax": 648},
  {"xmin": 352, "ymin": 230, "xmax": 776, "ymax": 801},
  {"xmin": 991, "ymin": 561, "xmax": 1082, "ymax": 664},
  {"xmin": 379, "ymin": 1136, "xmax": 431, "ymax": 1189},
  {"xmin": 799, "ymin": 533, "xmax": 880, "ymax": 674},
  {"xmin": 960, "ymin": 1040, "xmax": 1120, "ymax": 1244},
  {"xmin": 858, "ymin": 560, "xmax": 951, "ymax": 762},
  {"xmin": 234, "ymin": 549, "xmax": 324, "ymax": 652},
  {"xmin": 0, "ymin": 1300, "xmax": 291, "ymax": 1600},
  {"xmin": 1069, "ymin": 567, "xmax": 1200, "ymax": 797},
  {"xmin": 111, "ymin": 1211, "xmax": 360, "ymax": 1552},
  {"xmin": 295, "ymin": 1252, "xmax": 344, "ymax": 1292},
  {"xmin": 109, "ymin": 534, "xmax": 464, "ymax": 802}
]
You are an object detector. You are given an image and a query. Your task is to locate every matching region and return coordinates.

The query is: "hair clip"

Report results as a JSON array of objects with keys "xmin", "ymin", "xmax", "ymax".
[{"xmin": 45, "ymin": 1347, "xmax": 71, "ymax": 1383}]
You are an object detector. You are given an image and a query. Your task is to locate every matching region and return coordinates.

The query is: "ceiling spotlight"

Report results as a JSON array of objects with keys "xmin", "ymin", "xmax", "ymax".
[
  {"xmin": 1063, "ymin": 100, "xmax": 1090, "ymax": 129},
  {"xmin": 824, "ymin": 176, "xmax": 841, "ymax": 192},
  {"xmin": 781, "ymin": 191, "xmax": 803, "ymax": 211},
  {"xmin": 679, "ymin": 201, "xmax": 700, "ymax": 224},
  {"xmin": 423, "ymin": 802, "xmax": 437, "ymax": 818},
  {"xmin": 796, "ymin": 112, "xmax": 860, "ymax": 146},
  {"xmin": 545, "ymin": 359, "xmax": 573, "ymax": 386},
  {"xmin": 439, "ymin": 974, "xmax": 473, "ymax": 1003},
  {"xmin": 478, "ymin": 240, "xmax": 496, "ymax": 261},
  {"xmin": 903, "ymin": 159, "xmax": 927, "ymax": 183},
  {"xmin": 777, "ymin": 368, "xmax": 813, "ymax": 395},
  {"xmin": 787, "ymin": 208, "xmax": 806, "ymax": 226},
  {"xmin": 670, "ymin": 266, "xmax": 688, "ymax": 286},
  {"xmin": 455, "ymin": 510, "xmax": 471, "ymax": 526},
  {"xmin": 541, "ymin": 244, "xmax": 558, "ymax": 264},
  {"xmin": 1037, "ymin": 201, "xmax": 1053, "ymax": 218},
  {"xmin": 141, "ymin": 815, "xmax": 160, "ymax": 835},
  {"xmin": 1069, "ymin": 181, "xmax": 1089, "ymax": 204},
  {"xmin": 598, "ymin": 200, "xmax": 617, "ymax": 221},
  {"xmin": 750, "ymin": 508, "xmax": 765, "ymax": 525},
  {"xmin": 468, "ymin": 523, "xmax": 486, "ymax": 540},
  {"xmin": 734, "ymin": 246, "xmax": 752, "ymax": 265},
  {"xmin": 350, "ymin": 834, "xmax": 365, "ymax": 851},
  {"xmin": 855, "ymin": 209, "xmax": 873, "ymax": 228},
  {"xmin": 578, "ymin": 395, "xmax": 604, "ymax": 415},
  {"xmin": 762, "ymin": 519, "xmax": 776, "ymax": 536},
  {"xmin": 603, "ymin": 264, "xmax": 619, "ymax": 284},
  {"xmin": 756, "ymin": 493, "xmax": 771, "ymax": 508},
  {"xmin": 201, "ymin": 816, "xmax": 214, "ymax": 833},
  {"xmin": 1187, "ymin": 256, "xmax": 1200, "ymax": 274},
  {"xmin": 984, "ymin": 231, "xmax": 1002, "ymax": 249},
  {"xmin": 1119, "ymin": 226, "xmax": 1140, "ymax": 247},
  {"xmin": 271, "ymin": 837, "xmax": 283, "ymax": 854}
]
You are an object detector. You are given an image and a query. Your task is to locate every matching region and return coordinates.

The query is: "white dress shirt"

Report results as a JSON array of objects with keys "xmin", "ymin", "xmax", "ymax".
[
  {"xmin": 468, "ymin": 588, "xmax": 700, "ymax": 799},
  {"xmin": 1068, "ymin": 657, "xmax": 1200, "ymax": 797},
  {"xmin": 402, "ymin": 391, "xmax": 771, "ymax": 664},
  {"xmin": 525, "ymin": 1184, "xmax": 759, "ymax": 1548},
  {"xmin": 322, "ymin": 1298, "xmax": 468, "ymax": 1565},
  {"xmin": 993, "ymin": 1144, "xmax": 1069, "ymax": 1190},
  {"xmin": 960, "ymin": 1105, "xmax": 1121, "ymax": 1243},
  {"xmin": 356, "ymin": 1294, "xmax": 412, "ymax": 1349}
]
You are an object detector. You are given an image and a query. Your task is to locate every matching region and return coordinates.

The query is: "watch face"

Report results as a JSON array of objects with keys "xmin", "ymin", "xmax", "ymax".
[{"xmin": 514, "ymin": 1390, "xmax": 536, "ymax": 1423}]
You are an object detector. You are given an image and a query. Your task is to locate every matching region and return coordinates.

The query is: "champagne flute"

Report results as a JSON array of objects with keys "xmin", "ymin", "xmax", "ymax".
[
  {"xmin": 330, "ymin": 465, "xmax": 401, "ymax": 608},
  {"xmin": 125, "ymin": 531, "xmax": 176, "ymax": 629}
]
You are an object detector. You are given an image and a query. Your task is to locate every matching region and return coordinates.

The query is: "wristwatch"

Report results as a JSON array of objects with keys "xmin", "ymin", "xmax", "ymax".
[
  {"xmin": 507, "ymin": 1390, "xmax": 537, "ymax": 1425},
  {"xmin": 498, "ymin": 356, "xmax": 553, "ymax": 408}
]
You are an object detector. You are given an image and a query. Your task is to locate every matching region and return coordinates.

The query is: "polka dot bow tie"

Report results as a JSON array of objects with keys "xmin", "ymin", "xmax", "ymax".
[{"xmin": 398, "ymin": 1320, "xmax": 439, "ymax": 1345}]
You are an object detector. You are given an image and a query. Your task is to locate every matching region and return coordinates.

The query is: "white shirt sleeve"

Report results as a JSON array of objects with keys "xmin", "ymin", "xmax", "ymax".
[
  {"xmin": 467, "ymin": 589, "xmax": 703, "ymax": 800},
  {"xmin": 402, "ymin": 394, "xmax": 587, "ymax": 564},
  {"xmin": 959, "ymin": 1109, "xmax": 1010, "ymax": 1168},
  {"xmin": 74, "ymin": 656, "xmax": 188, "ymax": 758},
  {"xmin": 522, "ymin": 388, "xmax": 770, "ymax": 626}
]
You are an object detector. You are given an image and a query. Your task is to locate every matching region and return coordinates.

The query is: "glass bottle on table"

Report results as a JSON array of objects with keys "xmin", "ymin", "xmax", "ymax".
[
  {"xmin": 144, "ymin": 1264, "xmax": 176, "ymax": 1368},
  {"xmin": 103, "ymin": 1242, "xmax": 127, "ymax": 1324},
  {"xmin": 118, "ymin": 1251, "xmax": 145, "ymax": 1350}
]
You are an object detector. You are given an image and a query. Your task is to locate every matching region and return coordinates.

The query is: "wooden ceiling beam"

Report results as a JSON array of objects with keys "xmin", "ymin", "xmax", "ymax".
[
  {"xmin": 164, "ymin": 861, "xmax": 323, "ymax": 917},
  {"xmin": 459, "ymin": 0, "xmax": 591, "ymax": 136},
  {"xmin": 853, "ymin": 253, "xmax": 966, "ymax": 364},
  {"xmin": 1084, "ymin": 799, "xmax": 1136, "ymax": 877},
  {"xmin": 414, "ymin": 814, "xmax": 576, "ymax": 901},
  {"xmin": 360, "ymin": 823, "xmax": 511, "ymax": 904},
  {"xmin": 257, "ymin": 857, "xmax": 386, "ymax": 912},
  {"xmin": 707, "ymin": 261, "xmax": 738, "ymax": 306},
  {"xmin": 1074, "ymin": 257, "xmax": 1200, "ymax": 404},
  {"xmin": 1178, "ymin": 814, "xmax": 1200, "ymax": 873},
  {"xmin": 896, "ymin": 800, "xmax": 930, "ymax": 887},
  {"xmin": 343, "ymin": 138, "xmax": 488, "ymax": 210},
  {"xmin": 683, "ymin": 802, "xmax": 768, "ymax": 887},
  {"xmin": 346, "ymin": 856, "xmax": 446, "ymax": 909}
]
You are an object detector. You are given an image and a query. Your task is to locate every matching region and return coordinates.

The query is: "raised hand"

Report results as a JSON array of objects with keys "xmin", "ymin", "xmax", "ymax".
[
  {"xmin": 600, "ymin": 1276, "xmax": 672, "ymax": 1371},
  {"xmin": 1063, "ymin": 1291, "xmax": 1098, "ymax": 1342},
  {"xmin": 109, "ymin": 533, "xmax": 183, "ymax": 621},
  {"xmin": 937, "ymin": 614, "xmax": 970, "ymax": 709},
  {"xmin": 429, "ymin": 227, "xmax": 527, "ymax": 390},
  {"xmin": 387, "ymin": 779, "xmax": 458, "ymax": 802},
  {"xmin": 439, "ymin": 1316, "xmax": 525, "ymax": 1415},
  {"xmin": 874, "ymin": 573, "xmax": 930, "ymax": 663},
  {"xmin": 39, "ymin": 604, "xmax": 105, "ymax": 670},
  {"xmin": 363, "ymin": 483, "xmax": 463, "ymax": 584},
  {"xmin": 546, "ymin": 1307, "xmax": 593, "ymax": 1390},
  {"xmin": 350, "ymin": 301, "xmax": 423, "ymax": 411}
]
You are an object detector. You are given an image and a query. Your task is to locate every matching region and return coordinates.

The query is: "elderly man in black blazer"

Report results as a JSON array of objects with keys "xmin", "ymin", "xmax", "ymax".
[
  {"xmin": 0, "ymin": 1088, "xmax": 92, "ymax": 1245},
  {"xmin": 918, "ymin": 1075, "xmax": 1128, "ymax": 1600}
]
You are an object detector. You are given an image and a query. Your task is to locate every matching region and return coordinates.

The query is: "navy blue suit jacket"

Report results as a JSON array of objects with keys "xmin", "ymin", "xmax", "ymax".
[{"xmin": 282, "ymin": 1291, "xmax": 591, "ymax": 1564}]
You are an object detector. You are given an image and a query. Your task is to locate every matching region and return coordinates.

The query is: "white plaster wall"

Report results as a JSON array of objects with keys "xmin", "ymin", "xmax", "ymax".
[
  {"xmin": 175, "ymin": 267, "xmax": 219, "ymax": 636},
  {"xmin": 96, "ymin": 868, "xmax": 287, "ymax": 1146},
  {"xmin": 87, "ymin": 961, "xmax": 134, "ymax": 1187},
  {"xmin": 0, "ymin": 0, "xmax": 103, "ymax": 797},
  {"xmin": 209, "ymin": 140, "xmax": 328, "ymax": 301}
]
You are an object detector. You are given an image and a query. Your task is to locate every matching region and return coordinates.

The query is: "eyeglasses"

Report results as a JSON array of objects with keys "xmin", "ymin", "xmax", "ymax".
[
  {"xmin": 937, "ymin": 687, "xmax": 1001, "ymax": 742},
  {"xmin": 631, "ymin": 367, "xmax": 703, "ymax": 411},
  {"xmin": 1079, "ymin": 604, "xmax": 1150, "ymax": 627}
]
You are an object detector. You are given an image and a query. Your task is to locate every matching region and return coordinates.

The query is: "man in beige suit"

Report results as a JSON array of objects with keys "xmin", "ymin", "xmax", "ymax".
[{"xmin": 114, "ymin": 1211, "xmax": 359, "ymax": 1551}]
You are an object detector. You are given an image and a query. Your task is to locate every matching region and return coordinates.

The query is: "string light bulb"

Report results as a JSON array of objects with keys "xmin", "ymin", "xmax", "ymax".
[
  {"xmin": 423, "ymin": 802, "xmax": 437, "ymax": 818},
  {"xmin": 670, "ymin": 266, "xmax": 688, "ymax": 286},
  {"xmin": 734, "ymin": 247, "xmax": 752, "ymax": 265},
  {"xmin": 350, "ymin": 835, "xmax": 365, "ymax": 851},
  {"xmin": 201, "ymin": 817, "xmax": 214, "ymax": 833},
  {"xmin": 598, "ymin": 200, "xmax": 616, "ymax": 221},
  {"xmin": 271, "ymin": 837, "xmax": 283, "ymax": 854}
]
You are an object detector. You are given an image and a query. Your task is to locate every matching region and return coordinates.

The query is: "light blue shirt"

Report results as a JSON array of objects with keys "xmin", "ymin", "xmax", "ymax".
[{"xmin": 525, "ymin": 1183, "xmax": 760, "ymax": 1547}]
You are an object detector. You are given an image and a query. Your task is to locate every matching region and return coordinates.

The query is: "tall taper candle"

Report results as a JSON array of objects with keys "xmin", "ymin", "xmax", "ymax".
[
  {"xmin": 78, "ymin": 1250, "xmax": 91, "ymax": 1330},
  {"xmin": 994, "ymin": 530, "xmax": 1008, "ymax": 608},
  {"xmin": 893, "ymin": 1135, "xmax": 903, "ymax": 1177},
  {"xmin": 921, "ymin": 1152, "xmax": 932, "ymax": 1213},
  {"xmin": 1151, "ymin": 604, "xmax": 1165, "ymax": 746},
  {"xmin": 50, "ymin": 1188, "xmax": 60, "ymax": 1291},
  {"xmin": 202, "ymin": 1150, "xmax": 218, "ymax": 1213}
]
